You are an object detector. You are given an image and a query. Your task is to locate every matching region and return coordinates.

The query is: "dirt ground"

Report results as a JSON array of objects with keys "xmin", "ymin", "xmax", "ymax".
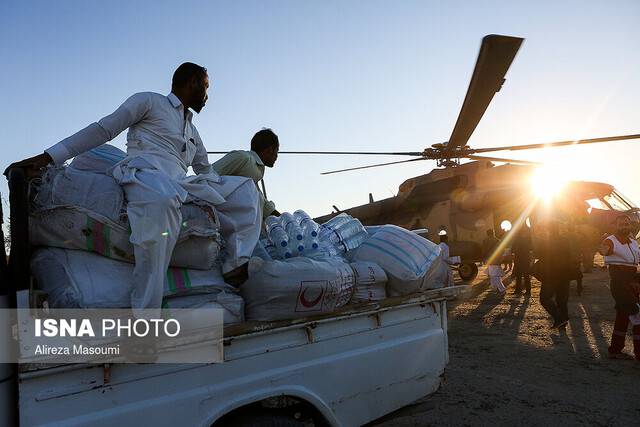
[{"xmin": 378, "ymin": 255, "xmax": 640, "ymax": 426}]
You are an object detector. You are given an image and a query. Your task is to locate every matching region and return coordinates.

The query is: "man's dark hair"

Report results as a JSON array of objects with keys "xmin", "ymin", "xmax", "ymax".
[
  {"xmin": 251, "ymin": 128, "xmax": 279, "ymax": 153},
  {"xmin": 172, "ymin": 62, "xmax": 207, "ymax": 90},
  {"xmin": 486, "ymin": 229, "xmax": 495, "ymax": 237}
]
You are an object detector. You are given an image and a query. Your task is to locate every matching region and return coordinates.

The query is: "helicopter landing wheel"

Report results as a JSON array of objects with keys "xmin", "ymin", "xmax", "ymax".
[{"xmin": 457, "ymin": 263, "xmax": 478, "ymax": 283}]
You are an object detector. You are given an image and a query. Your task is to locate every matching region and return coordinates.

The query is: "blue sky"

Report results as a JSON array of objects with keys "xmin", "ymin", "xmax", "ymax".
[{"xmin": 2, "ymin": 1, "xmax": 640, "ymax": 225}]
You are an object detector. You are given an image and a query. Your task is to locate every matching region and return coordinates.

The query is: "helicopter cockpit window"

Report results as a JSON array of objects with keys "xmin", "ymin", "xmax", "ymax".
[
  {"xmin": 585, "ymin": 198, "xmax": 608, "ymax": 214},
  {"xmin": 605, "ymin": 190, "xmax": 636, "ymax": 212},
  {"xmin": 614, "ymin": 190, "xmax": 638, "ymax": 209}
]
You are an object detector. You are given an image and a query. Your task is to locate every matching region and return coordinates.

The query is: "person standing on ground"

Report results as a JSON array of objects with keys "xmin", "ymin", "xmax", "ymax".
[
  {"xmin": 600, "ymin": 214, "xmax": 640, "ymax": 363},
  {"xmin": 511, "ymin": 227, "xmax": 533, "ymax": 295},
  {"xmin": 537, "ymin": 221, "xmax": 572, "ymax": 329},
  {"xmin": 212, "ymin": 128, "xmax": 280, "ymax": 219},
  {"xmin": 483, "ymin": 229, "xmax": 506, "ymax": 293},
  {"xmin": 437, "ymin": 234, "xmax": 456, "ymax": 288},
  {"xmin": 565, "ymin": 222, "xmax": 584, "ymax": 295},
  {"xmin": 4, "ymin": 63, "xmax": 262, "ymax": 359}
]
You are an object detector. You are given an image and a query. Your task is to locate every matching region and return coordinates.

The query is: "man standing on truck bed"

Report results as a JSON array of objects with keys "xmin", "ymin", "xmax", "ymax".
[
  {"xmin": 213, "ymin": 128, "xmax": 280, "ymax": 219},
  {"xmin": 4, "ymin": 62, "xmax": 261, "ymax": 340}
]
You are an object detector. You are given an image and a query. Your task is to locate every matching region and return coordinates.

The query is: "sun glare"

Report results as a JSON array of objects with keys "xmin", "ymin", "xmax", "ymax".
[{"xmin": 530, "ymin": 167, "xmax": 570, "ymax": 200}]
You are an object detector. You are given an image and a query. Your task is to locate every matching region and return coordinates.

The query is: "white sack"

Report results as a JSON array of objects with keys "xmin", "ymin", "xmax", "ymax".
[
  {"xmin": 69, "ymin": 144, "xmax": 126, "ymax": 175},
  {"xmin": 352, "ymin": 224, "xmax": 442, "ymax": 296},
  {"xmin": 35, "ymin": 165, "xmax": 125, "ymax": 222},
  {"xmin": 31, "ymin": 248, "xmax": 238, "ymax": 309},
  {"xmin": 162, "ymin": 292, "xmax": 244, "ymax": 325},
  {"xmin": 240, "ymin": 257, "xmax": 356, "ymax": 321},
  {"xmin": 349, "ymin": 261, "xmax": 387, "ymax": 303},
  {"xmin": 30, "ymin": 205, "xmax": 220, "ymax": 270}
]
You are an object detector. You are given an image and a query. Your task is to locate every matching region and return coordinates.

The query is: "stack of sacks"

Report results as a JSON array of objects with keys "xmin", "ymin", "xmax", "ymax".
[
  {"xmin": 31, "ymin": 248, "xmax": 244, "ymax": 324},
  {"xmin": 29, "ymin": 145, "xmax": 222, "ymax": 270},
  {"xmin": 240, "ymin": 257, "xmax": 356, "ymax": 321},
  {"xmin": 28, "ymin": 144, "xmax": 240, "ymax": 323},
  {"xmin": 352, "ymin": 225, "xmax": 442, "ymax": 296},
  {"xmin": 349, "ymin": 261, "xmax": 387, "ymax": 303}
]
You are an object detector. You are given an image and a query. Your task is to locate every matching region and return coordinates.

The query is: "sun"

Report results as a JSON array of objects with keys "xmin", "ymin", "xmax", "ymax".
[{"xmin": 529, "ymin": 167, "xmax": 570, "ymax": 200}]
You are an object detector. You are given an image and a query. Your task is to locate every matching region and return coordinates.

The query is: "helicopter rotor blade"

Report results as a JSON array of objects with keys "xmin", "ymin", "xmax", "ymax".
[
  {"xmin": 468, "ymin": 133, "xmax": 640, "ymax": 154},
  {"xmin": 207, "ymin": 150, "xmax": 427, "ymax": 156},
  {"xmin": 466, "ymin": 154, "xmax": 543, "ymax": 165},
  {"xmin": 321, "ymin": 157, "xmax": 429, "ymax": 175},
  {"xmin": 443, "ymin": 35, "xmax": 524, "ymax": 155},
  {"xmin": 277, "ymin": 151, "xmax": 426, "ymax": 156}
]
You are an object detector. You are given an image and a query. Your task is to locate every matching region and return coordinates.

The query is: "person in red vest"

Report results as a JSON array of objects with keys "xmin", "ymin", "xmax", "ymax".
[{"xmin": 600, "ymin": 214, "xmax": 640, "ymax": 364}]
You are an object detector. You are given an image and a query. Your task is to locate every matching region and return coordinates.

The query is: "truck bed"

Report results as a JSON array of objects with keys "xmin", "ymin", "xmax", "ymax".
[{"xmin": 17, "ymin": 286, "xmax": 466, "ymax": 426}]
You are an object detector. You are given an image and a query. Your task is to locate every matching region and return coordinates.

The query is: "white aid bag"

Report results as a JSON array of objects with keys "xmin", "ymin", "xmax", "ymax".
[
  {"xmin": 162, "ymin": 293, "xmax": 244, "ymax": 325},
  {"xmin": 30, "ymin": 204, "xmax": 221, "ymax": 270},
  {"xmin": 352, "ymin": 225, "xmax": 442, "ymax": 296},
  {"xmin": 30, "ymin": 164, "xmax": 222, "ymax": 270},
  {"xmin": 68, "ymin": 143, "xmax": 126, "ymax": 175},
  {"xmin": 31, "ymin": 248, "xmax": 239, "ymax": 309},
  {"xmin": 35, "ymin": 165, "xmax": 126, "ymax": 222},
  {"xmin": 349, "ymin": 261, "xmax": 388, "ymax": 303},
  {"xmin": 240, "ymin": 257, "xmax": 356, "ymax": 321}
]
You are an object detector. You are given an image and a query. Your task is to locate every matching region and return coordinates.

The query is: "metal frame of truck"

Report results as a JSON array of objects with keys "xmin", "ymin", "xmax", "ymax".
[{"xmin": 2, "ymin": 168, "xmax": 466, "ymax": 426}]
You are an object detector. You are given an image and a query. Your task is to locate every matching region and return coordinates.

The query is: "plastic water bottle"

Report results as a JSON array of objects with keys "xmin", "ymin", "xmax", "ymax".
[
  {"xmin": 280, "ymin": 212, "xmax": 304, "ymax": 242},
  {"xmin": 306, "ymin": 242, "xmax": 339, "ymax": 260},
  {"xmin": 275, "ymin": 242, "xmax": 293, "ymax": 259},
  {"xmin": 334, "ymin": 218, "xmax": 366, "ymax": 241},
  {"xmin": 252, "ymin": 239, "xmax": 272, "ymax": 261},
  {"xmin": 294, "ymin": 210, "xmax": 319, "ymax": 237},
  {"xmin": 265, "ymin": 216, "xmax": 289, "ymax": 247},
  {"xmin": 304, "ymin": 235, "xmax": 320, "ymax": 250},
  {"xmin": 291, "ymin": 240, "xmax": 305, "ymax": 253},
  {"xmin": 341, "ymin": 229, "xmax": 368, "ymax": 251},
  {"xmin": 322, "ymin": 213, "xmax": 351, "ymax": 230},
  {"xmin": 262, "ymin": 239, "xmax": 278, "ymax": 259},
  {"xmin": 319, "ymin": 213, "xmax": 352, "ymax": 244}
]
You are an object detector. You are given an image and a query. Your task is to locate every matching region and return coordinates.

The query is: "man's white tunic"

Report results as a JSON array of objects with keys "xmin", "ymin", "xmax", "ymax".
[{"xmin": 46, "ymin": 92, "xmax": 260, "ymax": 317}]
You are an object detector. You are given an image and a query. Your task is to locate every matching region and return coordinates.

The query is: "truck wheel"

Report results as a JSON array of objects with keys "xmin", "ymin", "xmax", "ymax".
[
  {"xmin": 458, "ymin": 263, "xmax": 478, "ymax": 283},
  {"xmin": 225, "ymin": 413, "xmax": 304, "ymax": 427}
]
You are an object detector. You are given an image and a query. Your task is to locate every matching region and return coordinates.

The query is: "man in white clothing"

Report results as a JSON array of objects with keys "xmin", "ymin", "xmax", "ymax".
[
  {"xmin": 482, "ymin": 229, "xmax": 506, "ymax": 293},
  {"xmin": 436, "ymin": 234, "xmax": 456, "ymax": 288},
  {"xmin": 5, "ymin": 63, "xmax": 261, "ymax": 320}
]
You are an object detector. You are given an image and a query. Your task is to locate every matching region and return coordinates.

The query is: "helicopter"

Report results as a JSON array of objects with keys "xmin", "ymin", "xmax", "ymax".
[{"xmin": 280, "ymin": 35, "xmax": 640, "ymax": 282}]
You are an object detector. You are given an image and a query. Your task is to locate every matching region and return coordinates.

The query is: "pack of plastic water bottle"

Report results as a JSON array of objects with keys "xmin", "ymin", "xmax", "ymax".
[{"xmin": 258, "ymin": 211, "xmax": 368, "ymax": 261}]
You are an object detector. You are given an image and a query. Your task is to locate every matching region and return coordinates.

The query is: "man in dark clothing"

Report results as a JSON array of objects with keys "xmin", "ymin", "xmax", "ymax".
[
  {"xmin": 538, "ymin": 222, "xmax": 572, "ymax": 329},
  {"xmin": 565, "ymin": 223, "xmax": 584, "ymax": 295},
  {"xmin": 511, "ymin": 227, "xmax": 533, "ymax": 295}
]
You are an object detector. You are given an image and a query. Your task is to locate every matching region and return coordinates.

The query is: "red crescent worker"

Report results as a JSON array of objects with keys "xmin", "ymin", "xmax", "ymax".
[{"xmin": 600, "ymin": 214, "xmax": 640, "ymax": 365}]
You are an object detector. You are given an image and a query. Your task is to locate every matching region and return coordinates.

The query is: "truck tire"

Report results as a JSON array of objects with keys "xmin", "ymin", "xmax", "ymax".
[
  {"xmin": 458, "ymin": 262, "xmax": 478, "ymax": 283},
  {"xmin": 224, "ymin": 412, "xmax": 304, "ymax": 427}
]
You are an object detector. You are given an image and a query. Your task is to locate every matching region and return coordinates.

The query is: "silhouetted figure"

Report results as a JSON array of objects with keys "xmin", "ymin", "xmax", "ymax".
[
  {"xmin": 537, "ymin": 222, "xmax": 572, "ymax": 329},
  {"xmin": 565, "ymin": 223, "xmax": 584, "ymax": 295},
  {"xmin": 483, "ymin": 229, "xmax": 505, "ymax": 293},
  {"xmin": 511, "ymin": 227, "xmax": 532, "ymax": 295}
]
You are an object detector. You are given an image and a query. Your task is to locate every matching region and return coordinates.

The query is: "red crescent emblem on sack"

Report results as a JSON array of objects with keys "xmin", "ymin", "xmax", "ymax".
[{"xmin": 300, "ymin": 287, "xmax": 324, "ymax": 308}]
